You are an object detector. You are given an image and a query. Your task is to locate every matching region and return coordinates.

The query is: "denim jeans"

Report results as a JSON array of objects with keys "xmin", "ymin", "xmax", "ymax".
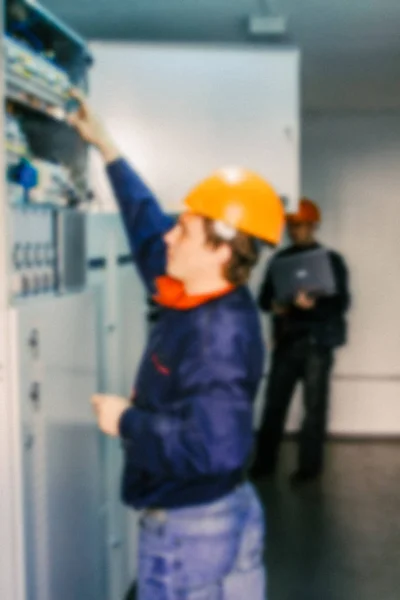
[{"xmin": 138, "ymin": 483, "xmax": 266, "ymax": 599}]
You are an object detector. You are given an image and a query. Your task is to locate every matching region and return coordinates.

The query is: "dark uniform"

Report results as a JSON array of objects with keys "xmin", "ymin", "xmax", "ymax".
[{"xmin": 252, "ymin": 242, "xmax": 350, "ymax": 479}]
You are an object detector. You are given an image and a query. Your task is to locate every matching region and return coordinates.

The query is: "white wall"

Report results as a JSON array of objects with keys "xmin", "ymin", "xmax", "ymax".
[
  {"xmin": 89, "ymin": 42, "xmax": 299, "ymax": 214},
  {"xmin": 288, "ymin": 112, "xmax": 400, "ymax": 435}
]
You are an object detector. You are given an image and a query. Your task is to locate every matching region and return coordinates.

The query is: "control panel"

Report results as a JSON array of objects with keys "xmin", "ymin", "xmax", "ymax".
[{"xmin": 3, "ymin": 0, "xmax": 93, "ymax": 304}]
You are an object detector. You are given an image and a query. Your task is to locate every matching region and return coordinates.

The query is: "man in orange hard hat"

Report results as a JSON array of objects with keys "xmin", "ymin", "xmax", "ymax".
[
  {"xmin": 252, "ymin": 198, "xmax": 350, "ymax": 485},
  {"xmin": 69, "ymin": 93, "xmax": 284, "ymax": 599}
]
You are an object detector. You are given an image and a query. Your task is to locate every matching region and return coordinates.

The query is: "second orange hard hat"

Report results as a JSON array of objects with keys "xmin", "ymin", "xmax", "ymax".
[{"xmin": 286, "ymin": 197, "xmax": 321, "ymax": 224}]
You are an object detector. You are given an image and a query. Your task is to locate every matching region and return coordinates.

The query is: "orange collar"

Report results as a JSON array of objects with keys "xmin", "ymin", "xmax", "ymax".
[{"xmin": 153, "ymin": 276, "xmax": 234, "ymax": 310}]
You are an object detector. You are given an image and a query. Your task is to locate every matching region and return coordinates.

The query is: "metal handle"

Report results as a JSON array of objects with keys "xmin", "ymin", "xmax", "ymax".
[
  {"xmin": 29, "ymin": 382, "xmax": 41, "ymax": 410},
  {"xmin": 28, "ymin": 329, "xmax": 40, "ymax": 358},
  {"xmin": 109, "ymin": 538, "xmax": 123, "ymax": 550},
  {"xmin": 24, "ymin": 432, "xmax": 35, "ymax": 450}
]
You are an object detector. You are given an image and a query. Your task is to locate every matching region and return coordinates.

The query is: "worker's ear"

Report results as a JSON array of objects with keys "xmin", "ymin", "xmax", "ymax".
[{"xmin": 216, "ymin": 243, "xmax": 232, "ymax": 266}]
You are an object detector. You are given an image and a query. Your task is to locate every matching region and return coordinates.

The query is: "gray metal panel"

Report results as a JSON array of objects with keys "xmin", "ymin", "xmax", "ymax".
[
  {"xmin": 0, "ymin": 310, "xmax": 27, "ymax": 600},
  {"xmin": 116, "ymin": 256, "xmax": 145, "ymax": 586},
  {"xmin": 56, "ymin": 210, "xmax": 87, "ymax": 293},
  {"xmin": 86, "ymin": 213, "xmax": 145, "ymax": 594},
  {"xmin": 15, "ymin": 292, "xmax": 105, "ymax": 600}
]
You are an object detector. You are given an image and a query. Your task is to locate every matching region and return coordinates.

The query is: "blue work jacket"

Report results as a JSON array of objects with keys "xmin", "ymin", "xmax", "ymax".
[{"xmin": 108, "ymin": 159, "xmax": 264, "ymax": 509}]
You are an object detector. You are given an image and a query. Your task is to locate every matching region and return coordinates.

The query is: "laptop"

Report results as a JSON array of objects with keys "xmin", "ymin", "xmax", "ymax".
[{"xmin": 270, "ymin": 248, "xmax": 337, "ymax": 303}]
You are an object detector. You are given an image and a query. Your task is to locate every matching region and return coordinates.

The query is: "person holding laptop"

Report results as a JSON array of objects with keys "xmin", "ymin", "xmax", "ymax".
[{"xmin": 251, "ymin": 198, "xmax": 351, "ymax": 484}]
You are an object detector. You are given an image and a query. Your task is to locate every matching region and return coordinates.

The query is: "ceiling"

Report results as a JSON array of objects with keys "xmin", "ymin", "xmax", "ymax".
[{"xmin": 46, "ymin": 0, "xmax": 400, "ymax": 111}]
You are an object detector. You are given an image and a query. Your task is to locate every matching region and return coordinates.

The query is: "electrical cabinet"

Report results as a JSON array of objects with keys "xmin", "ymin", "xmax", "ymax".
[{"xmin": 0, "ymin": 3, "xmax": 134, "ymax": 599}]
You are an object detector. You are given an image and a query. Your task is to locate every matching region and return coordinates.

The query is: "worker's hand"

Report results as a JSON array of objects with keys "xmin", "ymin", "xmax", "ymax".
[
  {"xmin": 294, "ymin": 291, "xmax": 316, "ymax": 310},
  {"xmin": 91, "ymin": 394, "xmax": 130, "ymax": 437},
  {"xmin": 67, "ymin": 89, "xmax": 120, "ymax": 163},
  {"xmin": 272, "ymin": 301, "xmax": 288, "ymax": 316}
]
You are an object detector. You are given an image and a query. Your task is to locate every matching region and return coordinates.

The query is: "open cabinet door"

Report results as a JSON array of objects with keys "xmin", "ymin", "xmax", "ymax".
[{"xmin": 13, "ymin": 291, "xmax": 106, "ymax": 600}]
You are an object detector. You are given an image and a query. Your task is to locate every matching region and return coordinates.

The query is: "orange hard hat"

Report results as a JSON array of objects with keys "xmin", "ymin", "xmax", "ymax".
[
  {"xmin": 286, "ymin": 197, "xmax": 321, "ymax": 224},
  {"xmin": 183, "ymin": 167, "xmax": 285, "ymax": 245}
]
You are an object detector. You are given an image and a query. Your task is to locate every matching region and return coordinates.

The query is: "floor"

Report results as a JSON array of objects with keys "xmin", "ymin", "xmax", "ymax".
[
  {"xmin": 258, "ymin": 440, "xmax": 400, "ymax": 600},
  {"xmin": 126, "ymin": 441, "xmax": 400, "ymax": 600}
]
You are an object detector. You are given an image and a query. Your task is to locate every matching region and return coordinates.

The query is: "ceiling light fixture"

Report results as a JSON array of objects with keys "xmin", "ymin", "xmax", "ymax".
[{"xmin": 248, "ymin": 0, "xmax": 288, "ymax": 38}]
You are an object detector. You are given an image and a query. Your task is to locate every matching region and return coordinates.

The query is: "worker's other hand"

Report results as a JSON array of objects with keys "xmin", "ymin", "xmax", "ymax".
[
  {"xmin": 272, "ymin": 301, "xmax": 287, "ymax": 316},
  {"xmin": 91, "ymin": 394, "xmax": 130, "ymax": 437},
  {"xmin": 67, "ymin": 89, "xmax": 119, "ymax": 163},
  {"xmin": 294, "ymin": 291, "xmax": 316, "ymax": 310}
]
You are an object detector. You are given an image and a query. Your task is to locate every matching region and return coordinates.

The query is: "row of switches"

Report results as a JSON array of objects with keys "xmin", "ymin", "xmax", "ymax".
[
  {"xmin": 13, "ymin": 243, "xmax": 55, "ymax": 269},
  {"xmin": 9, "ymin": 206, "xmax": 57, "ymax": 299}
]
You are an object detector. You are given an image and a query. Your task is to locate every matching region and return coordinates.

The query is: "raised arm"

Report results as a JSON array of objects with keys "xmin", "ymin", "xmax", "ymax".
[
  {"xmin": 68, "ymin": 91, "xmax": 174, "ymax": 292},
  {"xmin": 105, "ymin": 158, "xmax": 174, "ymax": 291}
]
